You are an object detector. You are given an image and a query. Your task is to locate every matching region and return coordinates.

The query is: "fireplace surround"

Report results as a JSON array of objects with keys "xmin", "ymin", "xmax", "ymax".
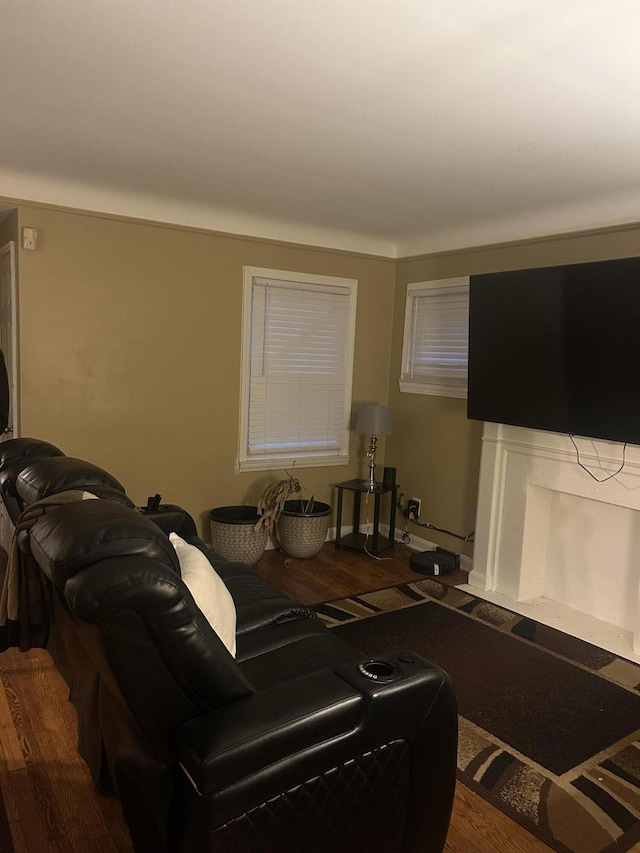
[{"xmin": 464, "ymin": 422, "xmax": 640, "ymax": 663}]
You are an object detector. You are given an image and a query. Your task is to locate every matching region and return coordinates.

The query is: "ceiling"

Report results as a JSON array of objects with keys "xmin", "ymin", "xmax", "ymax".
[{"xmin": 2, "ymin": 0, "xmax": 639, "ymax": 258}]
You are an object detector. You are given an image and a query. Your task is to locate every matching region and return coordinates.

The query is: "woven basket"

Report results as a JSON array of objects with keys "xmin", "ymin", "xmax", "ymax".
[
  {"xmin": 276, "ymin": 500, "xmax": 331, "ymax": 559},
  {"xmin": 209, "ymin": 506, "xmax": 268, "ymax": 565}
]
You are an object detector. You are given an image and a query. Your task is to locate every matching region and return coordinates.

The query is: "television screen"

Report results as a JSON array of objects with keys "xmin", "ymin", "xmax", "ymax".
[{"xmin": 467, "ymin": 257, "xmax": 640, "ymax": 445}]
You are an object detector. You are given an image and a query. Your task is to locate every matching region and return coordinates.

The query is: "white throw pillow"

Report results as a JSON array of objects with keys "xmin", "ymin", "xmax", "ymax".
[{"xmin": 169, "ymin": 532, "xmax": 237, "ymax": 657}]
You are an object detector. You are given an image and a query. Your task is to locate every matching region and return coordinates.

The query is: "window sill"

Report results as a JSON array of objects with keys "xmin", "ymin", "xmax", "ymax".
[
  {"xmin": 398, "ymin": 378, "xmax": 467, "ymax": 399},
  {"xmin": 236, "ymin": 454, "xmax": 350, "ymax": 473}
]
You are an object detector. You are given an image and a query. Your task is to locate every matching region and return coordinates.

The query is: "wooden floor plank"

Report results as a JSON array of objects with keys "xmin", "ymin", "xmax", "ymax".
[
  {"xmin": 4, "ymin": 767, "xmax": 61, "ymax": 853},
  {"xmin": 256, "ymin": 540, "xmax": 422, "ymax": 604},
  {"xmin": 0, "ymin": 645, "xmax": 130, "ymax": 853},
  {"xmin": 5, "ymin": 647, "xmax": 118, "ymax": 852},
  {"xmin": 444, "ymin": 782, "xmax": 553, "ymax": 852},
  {"xmin": 0, "ymin": 666, "xmax": 25, "ymax": 774}
]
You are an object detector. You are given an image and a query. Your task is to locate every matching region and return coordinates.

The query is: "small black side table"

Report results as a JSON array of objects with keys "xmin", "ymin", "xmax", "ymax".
[{"xmin": 334, "ymin": 478, "xmax": 399, "ymax": 555}]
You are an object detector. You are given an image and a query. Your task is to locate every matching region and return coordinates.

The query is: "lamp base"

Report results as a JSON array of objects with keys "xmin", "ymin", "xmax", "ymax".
[{"xmin": 362, "ymin": 460, "xmax": 376, "ymax": 492}]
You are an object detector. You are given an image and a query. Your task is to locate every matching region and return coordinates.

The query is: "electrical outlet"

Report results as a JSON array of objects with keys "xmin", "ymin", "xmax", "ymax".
[{"xmin": 407, "ymin": 498, "xmax": 421, "ymax": 520}]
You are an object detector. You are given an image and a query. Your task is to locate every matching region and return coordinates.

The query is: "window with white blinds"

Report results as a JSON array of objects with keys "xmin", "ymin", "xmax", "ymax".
[
  {"xmin": 399, "ymin": 277, "xmax": 469, "ymax": 398},
  {"xmin": 238, "ymin": 267, "xmax": 357, "ymax": 471}
]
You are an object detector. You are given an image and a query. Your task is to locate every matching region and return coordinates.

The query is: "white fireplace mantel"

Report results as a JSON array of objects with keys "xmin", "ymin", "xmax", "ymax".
[{"xmin": 464, "ymin": 422, "xmax": 640, "ymax": 663}]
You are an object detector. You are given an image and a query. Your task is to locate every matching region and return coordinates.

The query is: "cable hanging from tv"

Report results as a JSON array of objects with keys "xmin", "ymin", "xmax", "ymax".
[{"xmin": 569, "ymin": 435, "xmax": 627, "ymax": 483}]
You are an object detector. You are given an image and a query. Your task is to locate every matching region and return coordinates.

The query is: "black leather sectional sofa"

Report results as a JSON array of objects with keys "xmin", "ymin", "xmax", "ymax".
[{"xmin": 0, "ymin": 437, "xmax": 458, "ymax": 853}]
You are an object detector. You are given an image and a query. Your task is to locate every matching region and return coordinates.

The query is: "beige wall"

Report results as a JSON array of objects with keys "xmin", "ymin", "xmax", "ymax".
[
  {"xmin": 12, "ymin": 202, "xmax": 395, "ymax": 535},
  {"xmin": 388, "ymin": 224, "xmax": 640, "ymax": 557},
  {"xmin": 8, "ymin": 197, "xmax": 640, "ymax": 552}
]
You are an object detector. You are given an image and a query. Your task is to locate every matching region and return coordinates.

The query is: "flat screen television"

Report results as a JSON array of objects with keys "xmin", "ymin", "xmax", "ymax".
[{"xmin": 467, "ymin": 256, "xmax": 640, "ymax": 445}]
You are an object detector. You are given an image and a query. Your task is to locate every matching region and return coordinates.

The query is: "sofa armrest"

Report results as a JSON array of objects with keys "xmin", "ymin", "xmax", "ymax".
[
  {"xmin": 177, "ymin": 668, "xmax": 362, "ymax": 795},
  {"xmin": 177, "ymin": 651, "xmax": 453, "ymax": 797}
]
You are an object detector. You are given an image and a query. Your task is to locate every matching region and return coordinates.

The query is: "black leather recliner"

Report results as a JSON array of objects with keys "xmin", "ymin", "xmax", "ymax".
[
  {"xmin": 0, "ymin": 438, "xmax": 458, "ymax": 853},
  {"xmin": 0, "ymin": 436, "xmax": 66, "ymax": 523}
]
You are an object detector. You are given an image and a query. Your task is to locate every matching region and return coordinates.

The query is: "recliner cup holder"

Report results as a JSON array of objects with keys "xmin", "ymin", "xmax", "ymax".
[{"xmin": 358, "ymin": 659, "xmax": 396, "ymax": 682}]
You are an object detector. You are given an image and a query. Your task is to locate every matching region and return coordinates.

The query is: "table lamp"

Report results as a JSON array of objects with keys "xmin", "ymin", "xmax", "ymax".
[{"xmin": 355, "ymin": 404, "xmax": 393, "ymax": 491}]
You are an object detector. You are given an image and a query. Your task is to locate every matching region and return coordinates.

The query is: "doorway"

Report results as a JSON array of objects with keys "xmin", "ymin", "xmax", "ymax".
[{"xmin": 0, "ymin": 240, "xmax": 18, "ymax": 549}]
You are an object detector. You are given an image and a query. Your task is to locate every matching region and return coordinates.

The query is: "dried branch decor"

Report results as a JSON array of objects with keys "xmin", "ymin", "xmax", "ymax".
[{"xmin": 255, "ymin": 472, "xmax": 302, "ymax": 533}]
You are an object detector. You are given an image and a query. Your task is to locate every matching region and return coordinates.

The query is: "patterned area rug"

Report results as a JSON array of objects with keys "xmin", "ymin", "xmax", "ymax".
[{"xmin": 316, "ymin": 579, "xmax": 640, "ymax": 853}]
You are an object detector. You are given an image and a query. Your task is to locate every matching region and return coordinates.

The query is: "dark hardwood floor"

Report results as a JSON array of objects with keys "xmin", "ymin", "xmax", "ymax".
[{"xmin": 0, "ymin": 540, "xmax": 634, "ymax": 851}]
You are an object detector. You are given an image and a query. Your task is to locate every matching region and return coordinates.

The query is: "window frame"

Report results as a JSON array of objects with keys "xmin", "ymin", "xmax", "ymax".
[
  {"xmin": 398, "ymin": 276, "xmax": 470, "ymax": 399},
  {"xmin": 237, "ymin": 266, "xmax": 358, "ymax": 473}
]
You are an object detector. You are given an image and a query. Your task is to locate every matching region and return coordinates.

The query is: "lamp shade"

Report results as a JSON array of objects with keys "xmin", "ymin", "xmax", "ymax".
[{"xmin": 355, "ymin": 404, "xmax": 393, "ymax": 436}]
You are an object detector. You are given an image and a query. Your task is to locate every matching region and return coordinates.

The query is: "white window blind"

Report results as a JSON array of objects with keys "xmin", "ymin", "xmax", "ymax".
[
  {"xmin": 399, "ymin": 277, "xmax": 469, "ymax": 398},
  {"xmin": 238, "ymin": 268, "xmax": 357, "ymax": 471}
]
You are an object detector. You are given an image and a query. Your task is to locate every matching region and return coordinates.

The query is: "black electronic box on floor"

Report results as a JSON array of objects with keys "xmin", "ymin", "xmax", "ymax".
[{"xmin": 410, "ymin": 548, "xmax": 458, "ymax": 577}]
